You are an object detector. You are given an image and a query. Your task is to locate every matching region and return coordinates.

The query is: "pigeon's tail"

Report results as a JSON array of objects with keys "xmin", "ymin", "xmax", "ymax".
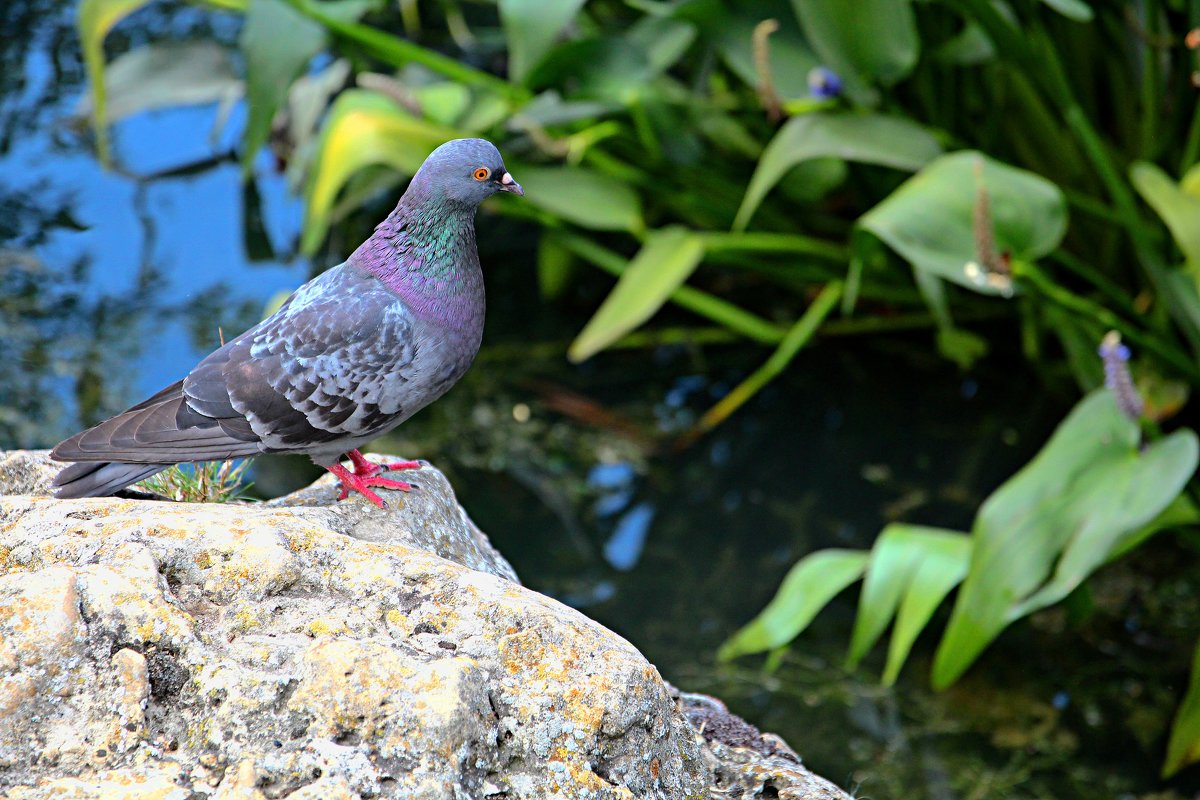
[
  {"xmin": 52, "ymin": 460, "xmax": 171, "ymax": 499},
  {"xmin": 48, "ymin": 378, "xmax": 263, "ymax": 499}
]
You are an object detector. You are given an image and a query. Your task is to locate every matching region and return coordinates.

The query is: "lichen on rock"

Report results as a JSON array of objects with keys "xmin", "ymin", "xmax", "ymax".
[{"xmin": 0, "ymin": 450, "xmax": 847, "ymax": 799}]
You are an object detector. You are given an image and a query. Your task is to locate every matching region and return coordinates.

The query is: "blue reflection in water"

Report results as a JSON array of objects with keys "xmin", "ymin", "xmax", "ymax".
[{"xmin": 603, "ymin": 502, "xmax": 655, "ymax": 571}]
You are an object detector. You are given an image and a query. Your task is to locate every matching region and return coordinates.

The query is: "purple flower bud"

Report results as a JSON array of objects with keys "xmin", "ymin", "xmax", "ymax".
[
  {"xmin": 1098, "ymin": 330, "xmax": 1143, "ymax": 421},
  {"xmin": 807, "ymin": 66, "xmax": 843, "ymax": 100}
]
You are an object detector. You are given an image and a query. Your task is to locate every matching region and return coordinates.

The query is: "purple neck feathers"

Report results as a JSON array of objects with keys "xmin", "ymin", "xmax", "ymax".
[{"xmin": 347, "ymin": 184, "xmax": 485, "ymax": 331}]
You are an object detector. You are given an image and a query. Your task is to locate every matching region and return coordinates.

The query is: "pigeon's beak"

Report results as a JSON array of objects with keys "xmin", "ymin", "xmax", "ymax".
[{"xmin": 498, "ymin": 172, "xmax": 524, "ymax": 196}]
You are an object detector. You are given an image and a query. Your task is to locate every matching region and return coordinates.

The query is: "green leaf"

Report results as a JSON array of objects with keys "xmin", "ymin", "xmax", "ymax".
[
  {"xmin": 1038, "ymin": 0, "xmax": 1093, "ymax": 21},
  {"xmin": 718, "ymin": 549, "xmax": 869, "ymax": 661},
  {"xmin": 884, "ymin": 531, "xmax": 971, "ymax": 685},
  {"xmin": 1165, "ymin": 639, "xmax": 1200, "ymax": 776},
  {"xmin": 499, "ymin": 0, "xmax": 587, "ymax": 83},
  {"xmin": 791, "ymin": 0, "xmax": 918, "ymax": 91},
  {"xmin": 1010, "ymin": 429, "xmax": 1199, "ymax": 617},
  {"xmin": 859, "ymin": 151, "xmax": 1067, "ymax": 295},
  {"xmin": 75, "ymin": 41, "xmax": 242, "ymax": 125},
  {"xmin": 1131, "ymin": 162, "xmax": 1200, "ymax": 274},
  {"xmin": 516, "ymin": 166, "xmax": 643, "ymax": 233},
  {"xmin": 932, "ymin": 390, "xmax": 1199, "ymax": 688},
  {"xmin": 846, "ymin": 525, "xmax": 969, "ymax": 671},
  {"xmin": 240, "ymin": 0, "xmax": 328, "ymax": 173},
  {"xmin": 537, "ymin": 234, "xmax": 575, "ymax": 301},
  {"xmin": 78, "ymin": 0, "xmax": 157, "ymax": 164},
  {"xmin": 733, "ymin": 113, "xmax": 941, "ymax": 231},
  {"xmin": 568, "ymin": 227, "xmax": 706, "ymax": 362},
  {"xmin": 301, "ymin": 89, "xmax": 459, "ymax": 254}
]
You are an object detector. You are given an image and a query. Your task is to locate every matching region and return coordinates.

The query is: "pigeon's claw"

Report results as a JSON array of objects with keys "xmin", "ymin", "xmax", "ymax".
[
  {"xmin": 346, "ymin": 449, "xmax": 422, "ymax": 479},
  {"xmin": 327, "ymin": 462, "xmax": 414, "ymax": 508}
]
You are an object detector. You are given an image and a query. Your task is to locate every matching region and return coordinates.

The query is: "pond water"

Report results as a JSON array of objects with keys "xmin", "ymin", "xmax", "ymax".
[{"xmin": 3, "ymin": 5, "xmax": 1199, "ymax": 798}]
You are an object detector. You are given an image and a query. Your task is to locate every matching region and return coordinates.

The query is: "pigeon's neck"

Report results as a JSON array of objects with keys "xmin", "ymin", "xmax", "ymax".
[{"xmin": 348, "ymin": 195, "xmax": 484, "ymax": 330}]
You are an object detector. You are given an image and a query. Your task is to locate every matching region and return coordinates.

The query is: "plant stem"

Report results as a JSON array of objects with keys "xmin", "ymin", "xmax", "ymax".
[
  {"xmin": 281, "ymin": 0, "xmax": 526, "ymax": 100},
  {"xmin": 699, "ymin": 231, "xmax": 848, "ymax": 262},
  {"xmin": 681, "ymin": 282, "xmax": 843, "ymax": 445},
  {"xmin": 1018, "ymin": 263, "xmax": 1200, "ymax": 382},
  {"xmin": 555, "ymin": 232, "xmax": 788, "ymax": 345}
]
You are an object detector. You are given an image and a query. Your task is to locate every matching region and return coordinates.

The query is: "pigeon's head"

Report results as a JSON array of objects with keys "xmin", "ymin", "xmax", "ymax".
[{"xmin": 412, "ymin": 138, "xmax": 523, "ymax": 207}]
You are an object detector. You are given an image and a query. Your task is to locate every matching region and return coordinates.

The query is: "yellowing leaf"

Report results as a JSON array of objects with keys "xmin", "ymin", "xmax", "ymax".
[
  {"xmin": 568, "ymin": 227, "xmax": 704, "ymax": 362},
  {"xmin": 302, "ymin": 89, "xmax": 460, "ymax": 254},
  {"xmin": 78, "ymin": 0, "xmax": 157, "ymax": 164}
]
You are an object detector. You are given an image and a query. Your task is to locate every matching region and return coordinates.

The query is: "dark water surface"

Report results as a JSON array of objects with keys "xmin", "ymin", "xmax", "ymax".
[{"xmin": 3, "ymin": 5, "xmax": 1199, "ymax": 798}]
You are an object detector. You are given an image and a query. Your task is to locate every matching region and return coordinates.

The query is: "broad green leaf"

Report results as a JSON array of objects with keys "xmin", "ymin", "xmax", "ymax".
[
  {"xmin": 860, "ymin": 151, "xmax": 1067, "ymax": 295},
  {"xmin": 75, "ymin": 42, "xmax": 241, "ymax": 125},
  {"xmin": 1131, "ymin": 162, "xmax": 1200, "ymax": 274},
  {"xmin": 240, "ymin": 0, "xmax": 328, "ymax": 173},
  {"xmin": 1165, "ymin": 639, "xmax": 1200, "ymax": 776},
  {"xmin": 718, "ymin": 549, "xmax": 869, "ymax": 661},
  {"xmin": 733, "ymin": 113, "xmax": 941, "ymax": 231},
  {"xmin": 78, "ymin": 0, "xmax": 156, "ymax": 164},
  {"xmin": 933, "ymin": 390, "xmax": 1199, "ymax": 688},
  {"xmin": 568, "ymin": 227, "xmax": 705, "ymax": 362},
  {"xmin": 847, "ymin": 525, "xmax": 968, "ymax": 670},
  {"xmin": 1011, "ymin": 429, "xmax": 1198, "ymax": 617},
  {"xmin": 1038, "ymin": 0, "xmax": 1093, "ymax": 21},
  {"xmin": 516, "ymin": 166, "xmax": 643, "ymax": 233},
  {"xmin": 499, "ymin": 0, "xmax": 587, "ymax": 83},
  {"xmin": 302, "ymin": 90, "xmax": 459, "ymax": 254},
  {"xmin": 791, "ymin": 0, "xmax": 918, "ymax": 88}
]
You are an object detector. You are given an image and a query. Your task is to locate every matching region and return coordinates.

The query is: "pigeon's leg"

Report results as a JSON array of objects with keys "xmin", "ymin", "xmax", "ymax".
[
  {"xmin": 347, "ymin": 449, "xmax": 422, "ymax": 477},
  {"xmin": 326, "ymin": 462, "xmax": 413, "ymax": 508}
]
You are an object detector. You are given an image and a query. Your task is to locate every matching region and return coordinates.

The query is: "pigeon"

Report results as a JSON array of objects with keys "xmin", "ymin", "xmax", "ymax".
[{"xmin": 51, "ymin": 138, "xmax": 523, "ymax": 507}]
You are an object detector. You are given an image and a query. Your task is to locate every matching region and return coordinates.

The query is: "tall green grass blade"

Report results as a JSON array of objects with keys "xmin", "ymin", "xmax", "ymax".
[
  {"xmin": 689, "ymin": 282, "xmax": 841, "ymax": 436},
  {"xmin": 569, "ymin": 227, "xmax": 705, "ymax": 362},
  {"xmin": 718, "ymin": 549, "xmax": 869, "ymax": 661}
]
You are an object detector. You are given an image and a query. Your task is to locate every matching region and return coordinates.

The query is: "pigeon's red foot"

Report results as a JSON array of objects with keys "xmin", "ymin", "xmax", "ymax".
[
  {"xmin": 347, "ymin": 449, "xmax": 422, "ymax": 478},
  {"xmin": 327, "ymin": 454, "xmax": 418, "ymax": 508}
]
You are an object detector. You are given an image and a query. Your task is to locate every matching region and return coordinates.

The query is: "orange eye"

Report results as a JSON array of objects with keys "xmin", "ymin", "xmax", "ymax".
[{"xmin": 473, "ymin": 167, "xmax": 491, "ymax": 181}]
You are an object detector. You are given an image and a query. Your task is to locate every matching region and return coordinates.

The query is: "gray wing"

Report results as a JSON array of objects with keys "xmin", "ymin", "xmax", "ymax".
[
  {"xmin": 183, "ymin": 264, "xmax": 417, "ymax": 453},
  {"xmin": 52, "ymin": 265, "xmax": 416, "ymax": 465}
]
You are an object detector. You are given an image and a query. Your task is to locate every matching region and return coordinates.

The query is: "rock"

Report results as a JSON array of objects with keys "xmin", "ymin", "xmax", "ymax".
[{"xmin": 0, "ymin": 450, "xmax": 848, "ymax": 799}]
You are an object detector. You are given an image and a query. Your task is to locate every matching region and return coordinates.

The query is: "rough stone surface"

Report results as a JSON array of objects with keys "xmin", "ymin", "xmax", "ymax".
[{"xmin": 0, "ymin": 450, "xmax": 848, "ymax": 799}]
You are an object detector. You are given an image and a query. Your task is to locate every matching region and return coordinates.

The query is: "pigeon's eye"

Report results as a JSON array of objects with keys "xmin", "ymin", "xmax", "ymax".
[{"xmin": 473, "ymin": 167, "xmax": 491, "ymax": 181}]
